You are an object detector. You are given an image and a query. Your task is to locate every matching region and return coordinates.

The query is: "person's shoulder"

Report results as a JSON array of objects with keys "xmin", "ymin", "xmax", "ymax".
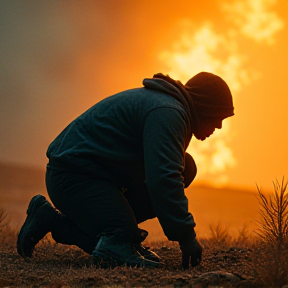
[
  {"xmin": 93, "ymin": 87, "xmax": 184, "ymax": 114},
  {"xmin": 139, "ymin": 88, "xmax": 182, "ymax": 107}
]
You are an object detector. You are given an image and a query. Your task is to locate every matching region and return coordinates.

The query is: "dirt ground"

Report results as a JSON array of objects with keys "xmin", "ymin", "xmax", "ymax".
[
  {"xmin": 0, "ymin": 164, "xmax": 278, "ymax": 287},
  {"xmin": 0, "ymin": 229, "xmax": 258, "ymax": 288}
]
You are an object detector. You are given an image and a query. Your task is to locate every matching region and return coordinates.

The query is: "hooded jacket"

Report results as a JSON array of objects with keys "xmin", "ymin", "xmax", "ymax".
[{"xmin": 47, "ymin": 86, "xmax": 195, "ymax": 241}]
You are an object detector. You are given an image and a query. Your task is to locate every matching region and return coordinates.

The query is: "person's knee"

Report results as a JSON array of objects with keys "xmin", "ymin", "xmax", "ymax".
[{"xmin": 183, "ymin": 153, "xmax": 197, "ymax": 188}]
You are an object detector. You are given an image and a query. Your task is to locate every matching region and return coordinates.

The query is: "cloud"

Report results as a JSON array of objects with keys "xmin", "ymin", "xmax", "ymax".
[
  {"xmin": 222, "ymin": 0, "xmax": 284, "ymax": 44},
  {"xmin": 158, "ymin": 22, "xmax": 241, "ymax": 185},
  {"xmin": 157, "ymin": 0, "xmax": 284, "ymax": 186}
]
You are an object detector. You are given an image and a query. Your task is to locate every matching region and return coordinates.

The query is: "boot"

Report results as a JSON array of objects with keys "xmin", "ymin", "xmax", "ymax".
[
  {"xmin": 134, "ymin": 244, "xmax": 161, "ymax": 262},
  {"xmin": 17, "ymin": 194, "xmax": 57, "ymax": 258},
  {"xmin": 92, "ymin": 233, "xmax": 162, "ymax": 268},
  {"xmin": 134, "ymin": 228, "xmax": 161, "ymax": 262}
]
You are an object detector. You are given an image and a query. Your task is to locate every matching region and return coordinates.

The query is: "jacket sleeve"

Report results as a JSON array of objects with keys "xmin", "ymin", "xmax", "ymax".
[{"xmin": 142, "ymin": 107, "xmax": 195, "ymax": 241}]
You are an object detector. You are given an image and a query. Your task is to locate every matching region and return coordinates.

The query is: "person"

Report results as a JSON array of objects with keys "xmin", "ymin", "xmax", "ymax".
[{"xmin": 17, "ymin": 72, "xmax": 234, "ymax": 269}]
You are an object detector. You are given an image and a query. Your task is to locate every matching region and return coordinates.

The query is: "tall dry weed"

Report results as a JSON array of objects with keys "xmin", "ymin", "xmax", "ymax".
[
  {"xmin": 253, "ymin": 178, "xmax": 288, "ymax": 288},
  {"xmin": 0, "ymin": 207, "xmax": 8, "ymax": 231},
  {"xmin": 234, "ymin": 224, "xmax": 252, "ymax": 247},
  {"xmin": 0, "ymin": 207, "xmax": 17, "ymax": 250},
  {"xmin": 208, "ymin": 221, "xmax": 232, "ymax": 247}
]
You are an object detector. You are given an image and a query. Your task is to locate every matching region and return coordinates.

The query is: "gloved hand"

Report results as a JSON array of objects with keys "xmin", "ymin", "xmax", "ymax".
[{"xmin": 179, "ymin": 236, "xmax": 202, "ymax": 269}]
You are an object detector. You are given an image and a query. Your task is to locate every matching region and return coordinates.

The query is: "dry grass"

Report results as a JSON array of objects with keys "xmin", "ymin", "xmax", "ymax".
[
  {"xmin": 0, "ymin": 207, "xmax": 8, "ymax": 230},
  {"xmin": 208, "ymin": 221, "xmax": 231, "ymax": 246},
  {"xmin": 1, "ymin": 178, "xmax": 288, "ymax": 287},
  {"xmin": 0, "ymin": 222, "xmax": 256, "ymax": 288}
]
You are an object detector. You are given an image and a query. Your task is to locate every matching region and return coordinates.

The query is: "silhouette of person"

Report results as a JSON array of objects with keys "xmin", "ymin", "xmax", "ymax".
[{"xmin": 17, "ymin": 72, "xmax": 234, "ymax": 268}]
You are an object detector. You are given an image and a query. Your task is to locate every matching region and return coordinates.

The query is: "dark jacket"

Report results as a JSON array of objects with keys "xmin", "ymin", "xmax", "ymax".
[{"xmin": 47, "ymin": 87, "xmax": 195, "ymax": 241}]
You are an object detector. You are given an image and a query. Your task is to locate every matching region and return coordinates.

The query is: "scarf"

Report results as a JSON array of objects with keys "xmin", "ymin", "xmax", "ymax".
[
  {"xmin": 143, "ymin": 72, "xmax": 234, "ymax": 139},
  {"xmin": 143, "ymin": 74, "xmax": 198, "ymax": 141}
]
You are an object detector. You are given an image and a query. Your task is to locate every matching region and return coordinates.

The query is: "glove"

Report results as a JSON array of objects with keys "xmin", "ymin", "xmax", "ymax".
[{"xmin": 179, "ymin": 235, "xmax": 202, "ymax": 269}]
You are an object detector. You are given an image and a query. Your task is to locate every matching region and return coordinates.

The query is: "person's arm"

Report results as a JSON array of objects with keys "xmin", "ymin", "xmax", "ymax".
[
  {"xmin": 143, "ymin": 107, "xmax": 202, "ymax": 268},
  {"xmin": 143, "ymin": 107, "xmax": 194, "ymax": 241}
]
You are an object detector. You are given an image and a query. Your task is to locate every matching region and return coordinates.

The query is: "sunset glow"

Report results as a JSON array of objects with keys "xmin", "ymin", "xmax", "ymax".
[
  {"xmin": 158, "ymin": 0, "xmax": 285, "ymax": 186},
  {"xmin": 222, "ymin": 0, "xmax": 284, "ymax": 44},
  {"xmin": 0, "ymin": 0, "xmax": 287, "ymax": 190}
]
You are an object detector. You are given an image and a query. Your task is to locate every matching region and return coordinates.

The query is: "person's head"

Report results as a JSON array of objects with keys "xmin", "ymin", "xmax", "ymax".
[{"xmin": 185, "ymin": 72, "xmax": 234, "ymax": 141}]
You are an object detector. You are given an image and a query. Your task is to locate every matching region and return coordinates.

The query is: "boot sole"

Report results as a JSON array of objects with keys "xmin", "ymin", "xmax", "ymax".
[
  {"xmin": 93, "ymin": 251, "xmax": 121, "ymax": 268},
  {"xmin": 135, "ymin": 245, "xmax": 161, "ymax": 262},
  {"xmin": 17, "ymin": 195, "xmax": 47, "ymax": 258},
  {"xmin": 93, "ymin": 250, "xmax": 162, "ymax": 268}
]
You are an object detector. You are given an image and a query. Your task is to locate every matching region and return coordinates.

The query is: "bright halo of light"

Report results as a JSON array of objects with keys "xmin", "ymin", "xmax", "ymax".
[{"xmin": 158, "ymin": 0, "xmax": 283, "ymax": 186}]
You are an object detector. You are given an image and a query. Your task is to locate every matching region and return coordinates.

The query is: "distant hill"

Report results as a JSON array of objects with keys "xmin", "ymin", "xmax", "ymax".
[
  {"xmin": 0, "ymin": 161, "xmax": 47, "ymax": 229},
  {"xmin": 0, "ymin": 161, "xmax": 262, "ymax": 240},
  {"xmin": 0, "ymin": 161, "xmax": 46, "ymax": 190}
]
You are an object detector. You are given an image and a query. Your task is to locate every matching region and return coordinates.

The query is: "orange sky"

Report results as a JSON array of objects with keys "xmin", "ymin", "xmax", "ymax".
[{"xmin": 0, "ymin": 0, "xmax": 287, "ymax": 191}]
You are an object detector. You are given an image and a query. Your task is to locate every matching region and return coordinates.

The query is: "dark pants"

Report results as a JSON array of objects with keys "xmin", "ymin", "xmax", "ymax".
[{"xmin": 45, "ymin": 153, "xmax": 197, "ymax": 254}]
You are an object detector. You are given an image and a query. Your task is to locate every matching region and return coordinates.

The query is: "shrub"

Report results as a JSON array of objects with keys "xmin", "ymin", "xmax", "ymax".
[
  {"xmin": 254, "ymin": 178, "xmax": 288, "ymax": 288},
  {"xmin": 256, "ymin": 178, "xmax": 288, "ymax": 245}
]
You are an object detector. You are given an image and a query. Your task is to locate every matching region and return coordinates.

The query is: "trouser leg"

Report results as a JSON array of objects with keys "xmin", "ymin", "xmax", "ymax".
[
  {"xmin": 45, "ymin": 152, "xmax": 196, "ymax": 252},
  {"xmin": 45, "ymin": 166, "xmax": 139, "ymax": 253},
  {"xmin": 123, "ymin": 184, "xmax": 156, "ymax": 224},
  {"xmin": 51, "ymin": 212, "xmax": 97, "ymax": 254}
]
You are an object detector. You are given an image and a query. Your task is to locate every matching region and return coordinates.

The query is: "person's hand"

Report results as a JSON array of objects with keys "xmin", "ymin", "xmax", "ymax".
[{"xmin": 179, "ymin": 237, "xmax": 202, "ymax": 269}]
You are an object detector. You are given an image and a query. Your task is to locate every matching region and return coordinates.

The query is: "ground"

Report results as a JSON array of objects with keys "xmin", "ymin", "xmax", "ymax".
[{"xmin": 0, "ymin": 230, "xmax": 258, "ymax": 288}]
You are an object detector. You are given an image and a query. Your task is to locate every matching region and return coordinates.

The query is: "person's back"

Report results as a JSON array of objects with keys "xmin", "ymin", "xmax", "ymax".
[{"xmin": 47, "ymin": 86, "xmax": 190, "ymax": 188}]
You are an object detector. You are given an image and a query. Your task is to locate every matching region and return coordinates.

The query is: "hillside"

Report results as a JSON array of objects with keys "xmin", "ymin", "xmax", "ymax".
[{"xmin": 0, "ymin": 162, "xmax": 261, "ymax": 239}]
